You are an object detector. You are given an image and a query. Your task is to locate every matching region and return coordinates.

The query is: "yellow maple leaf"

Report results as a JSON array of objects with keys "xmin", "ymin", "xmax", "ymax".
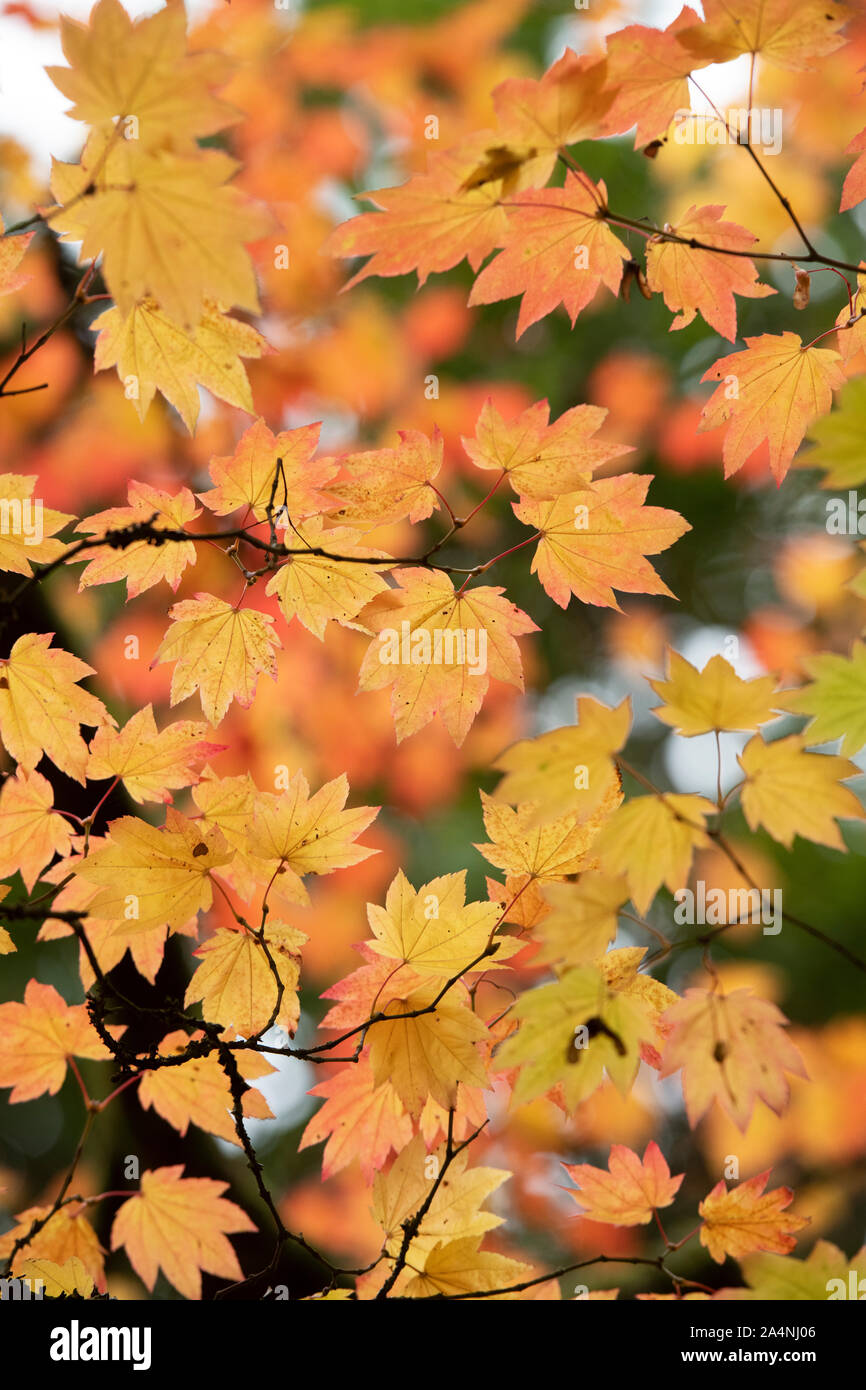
[
  {"xmin": 74, "ymin": 481, "xmax": 199, "ymax": 596},
  {"xmin": 366, "ymin": 868, "xmax": 516, "ymax": 979},
  {"xmin": 649, "ymin": 649, "xmax": 782, "ymax": 736},
  {"xmin": 154, "ymin": 593, "xmax": 280, "ymax": 725},
  {"xmin": 51, "ymin": 133, "xmax": 266, "ymax": 328},
  {"xmin": 74, "ymin": 808, "xmax": 233, "ymax": 934},
  {"xmin": 0, "ymin": 632, "xmax": 112, "ymax": 784},
  {"xmin": 738, "ymin": 733, "xmax": 864, "ymax": 849},
  {"xmin": 249, "ymin": 771, "xmax": 378, "ymax": 903},
  {"xmin": 593, "ymin": 793, "xmax": 716, "ymax": 915},
  {"xmin": 369, "ymin": 984, "xmax": 489, "ymax": 1116},
  {"xmin": 184, "ymin": 921, "xmax": 307, "ymax": 1037},
  {"xmin": 46, "ymin": 0, "xmax": 237, "ymax": 150},
  {"xmin": 0, "ymin": 1205, "xmax": 104, "ymax": 1288},
  {"xmin": 0, "ymin": 474, "xmax": 74, "ymax": 577},
  {"xmin": 138, "ymin": 1030, "xmax": 275, "ymax": 1145},
  {"xmin": 357, "ymin": 568, "xmax": 537, "ymax": 746},
  {"xmin": 534, "ymin": 874, "xmax": 628, "ymax": 967},
  {"xmin": 17, "ymin": 1256, "xmax": 94, "ymax": 1299},
  {"xmin": 475, "ymin": 781, "xmax": 621, "ymax": 881},
  {"xmin": 493, "ymin": 696, "xmax": 630, "ymax": 825},
  {"xmin": 679, "ymin": 0, "xmax": 850, "ymax": 70},
  {"xmin": 110, "ymin": 1165, "xmax": 254, "ymax": 1300},
  {"xmin": 325, "ymin": 428, "xmax": 443, "ymax": 528},
  {"xmin": 699, "ymin": 1169, "xmax": 808, "ymax": 1264},
  {"xmin": 0, "ymin": 768, "xmax": 73, "ymax": 892},
  {"xmin": 87, "ymin": 705, "xmax": 225, "ymax": 805},
  {"xmin": 92, "ymin": 298, "xmax": 267, "ymax": 433},
  {"xmin": 404, "ymin": 1237, "xmax": 532, "ymax": 1299},
  {"xmin": 265, "ymin": 518, "xmax": 392, "ymax": 640},
  {"xmin": 373, "ymin": 1134, "xmax": 509, "ymax": 1258}
]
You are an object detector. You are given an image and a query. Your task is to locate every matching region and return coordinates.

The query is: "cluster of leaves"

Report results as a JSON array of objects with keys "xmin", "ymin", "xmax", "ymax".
[{"xmin": 2, "ymin": 0, "xmax": 866, "ymax": 1302}]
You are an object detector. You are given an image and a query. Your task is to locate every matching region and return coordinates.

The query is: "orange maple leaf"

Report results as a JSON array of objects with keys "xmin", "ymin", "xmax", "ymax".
[
  {"xmin": 0, "ymin": 980, "xmax": 116, "ymax": 1102},
  {"xmin": 646, "ymin": 205, "xmax": 774, "ymax": 341},
  {"xmin": 699, "ymin": 1169, "xmax": 809, "ymax": 1263},
  {"xmin": 562, "ymin": 1141, "xmax": 684, "ymax": 1225}
]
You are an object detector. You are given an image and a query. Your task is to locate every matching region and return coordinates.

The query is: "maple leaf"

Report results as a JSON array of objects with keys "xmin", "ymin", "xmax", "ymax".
[
  {"xmin": 514, "ymin": 475, "xmax": 690, "ymax": 610},
  {"xmin": 593, "ymin": 794, "xmax": 716, "ymax": 915},
  {"xmin": 325, "ymin": 428, "xmax": 443, "ymax": 528},
  {"xmin": 468, "ymin": 171, "xmax": 631, "ymax": 338},
  {"xmin": 87, "ymin": 705, "xmax": 225, "ymax": 805},
  {"xmin": 153, "ymin": 593, "xmax": 280, "ymax": 725},
  {"xmin": 0, "ymin": 474, "xmax": 74, "ymax": 577},
  {"xmin": 493, "ymin": 696, "xmax": 631, "ymax": 824},
  {"xmin": 699, "ymin": 1170, "xmax": 808, "ymax": 1264},
  {"xmin": 600, "ymin": 6, "xmax": 707, "ymax": 148},
  {"xmin": 781, "ymin": 641, "xmax": 866, "ymax": 755},
  {"xmin": 475, "ymin": 784, "xmax": 621, "ymax": 882},
  {"xmin": 496, "ymin": 964, "xmax": 653, "ymax": 1111},
  {"xmin": 357, "ymin": 568, "xmax": 538, "ymax": 746},
  {"xmin": 327, "ymin": 137, "xmax": 511, "ymax": 289},
  {"xmin": 138, "ymin": 1031, "xmax": 274, "ymax": 1145},
  {"xmin": 645, "ymin": 205, "xmax": 774, "ymax": 340},
  {"xmin": 369, "ymin": 984, "xmax": 489, "ymax": 1116},
  {"xmin": 51, "ymin": 133, "xmax": 266, "ymax": 329},
  {"xmin": 649, "ymin": 649, "xmax": 782, "ymax": 736},
  {"xmin": 299, "ymin": 1057, "xmax": 412, "ymax": 1182},
  {"xmin": 841, "ymin": 125, "xmax": 866, "ymax": 211},
  {"xmin": 699, "ymin": 333, "xmax": 845, "ymax": 483},
  {"xmin": 265, "ymin": 518, "xmax": 392, "ymax": 639},
  {"xmin": 679, "ymin": 0, "xmax": 851, "ymax": 70},
  {"xmin": 249, "ymin": 772, "xmax": 378, "ymax": 902},
  {"xmin": 404, "ymin": 1237, "xmax": 532, "ymax": 1299},
  {"xmin": 0, "ymin": 632, "xmax": 112, "ymax": 784},
  {"xmin": 319, "ymin": 942, "xmax": 429, "ymax": 1031},
  {"xmin": 737, "ymin": 733, "xmax": 864, "ymax": 850},
  {"xmin": 0, "ymin": 214, "xmax": 33, "ymax": 297},
  {"xmin": 73, "ymin": 481, "xmax": 199, "ymax": 596},
  {"xmin": 534, "ymin": 874, "xmax": 629, "ymax": 966},
  {"xmin": 184, "ymin": 922, "xmax": 307, "ymax": 1037},
  {"xmin": 74, "ymin": 809, "xmax": 233, "ymax": 934},
  {"xmin": 18, "ymin": 1256, "xmax": 94, "ymax": 1300},
  {"xmin": 92, "ymin": 298, "xmax": 267, "ymax": 433},
  {"xmin": 562, "ymin": 1141, "xmax": 684, "ymax": 1225},
  {"xmin": 366, "ymin": 868, "xmax": 515, "ymax": 979},
  {"xmin": 0, "ymin": 1204, "xmax": 104, "ymax": 1288},
  {"xmin": 486, "ymin": 50, "xmax": 613, "ymax": 190},
  {"xmin": 199, "ymin": 417, "xmax": 335, "ymax": 523},
  {"xmin": 0, "ymin": 768, "xmax": 73, "ymax": 891},
  {"xmin": 0, "ymin": 980, "xmax": 115, "ymax": 1102},
  {"xmin": 45, "ymin": 0, "xmax": 237, "ymax": 150},
  {"xmin": 659, "ymin": 986, "xmax": 808, "ymax": 1130},
  {"xmin": 111, "ymin": 1165, "xmax": 254, "ymax": 1300},
  {"xmin": 374, "ymin": 1134, "xmax": 509, "ymax": 1260},
  {"xmin": 804, "ymin": 376, "xmax": 866, "ymax": 487},
  {"xmin": 715, "ymin": 1239, "xmax": 866, "ymax": 1301},
  {"xmin": 461, "ymin": 398, "xmax": 631, "ymax": 500}
]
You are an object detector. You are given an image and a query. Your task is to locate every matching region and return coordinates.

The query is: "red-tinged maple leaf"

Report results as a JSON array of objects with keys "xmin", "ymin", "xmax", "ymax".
[
  {"xmin": 73, "ymin": 480, "xmax": 199, "ymax": 596},
  {"xmin": 324, "ymin": 428, "xmax": 443, "ymax": 528},
  {"xmin": 698, "ymin": 1169, "xmax": 809, "ymax": 1263},
  {"xmin": 468, "ymin": 171, "xmax": 630, "ymax": 338},
  {"xmin": 357, "ymin": 568, "xmax": 538, "ymax": 745},
  {"xmin": 461, "ymin": 397, "xmax": 631, "ymax": 500},
  {"xmin": 110, "ymin": 1165, "xmax": 254, "ymax": 1300},
  {"xmin": 318, "ymin": 941, "xmax": 430, "ymax": 1031},
  {"xmin": 198, "ymin": 417, "xmax": 336, "ymax": 522},
  {"xmin": 659, "ymin": 987, "xmax": 809, "ymax": 1130},
  {"xmin": 562, "ymin": 1141, "xmax": 684, "ymax": 1225},
  {"xmin": 600, "ymin": 6, "xmax": 707, "ymax": 148},
  {"xmin": 646, "ymin": 205, "xmax": 775, "ymax": 340},
  {"xmin": 0, "ymin": 979, "xmax": 116, "ymax": 1102},
  {"xmin": 488, "ymin": 50, "xmax": 613, "ymax": 190},
  {"xmin": 87, "ymin": 704, "xmax": 225, "ymax": 804},
  {"xmin": 327, "ymin": 136, "xmax": 511, "ymax": 289},
  {"xmin": 513, "ymin": 475, "xmax": 690, "ymax": 610},
  {"xmin": 841, "ymin": 124, "xmax": 866, "ymax": 211},
  {"xmin": 0, "ymin": 214, "xmax": 33, "ymax": 295},
  {"xmin": 299, "ymin": 1056, "xmax": 412, "ymax": 1181},
  {"xmin": 699, "ymin": 332, "xmax": 846, "ymax": 482}
]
